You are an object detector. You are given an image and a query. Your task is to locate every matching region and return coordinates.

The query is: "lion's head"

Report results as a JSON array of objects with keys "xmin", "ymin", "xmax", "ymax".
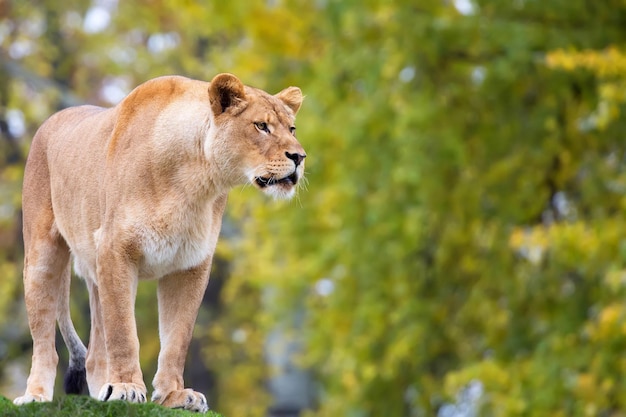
[{"xmin": 207, "ymin": 73, "xmax": 306, "ymax": 200}]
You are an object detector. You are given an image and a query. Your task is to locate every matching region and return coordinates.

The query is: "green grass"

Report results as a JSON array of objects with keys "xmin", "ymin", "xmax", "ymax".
[{"xmin": 0, "ymin": 395, "xmax": 223, "ymax": 416}]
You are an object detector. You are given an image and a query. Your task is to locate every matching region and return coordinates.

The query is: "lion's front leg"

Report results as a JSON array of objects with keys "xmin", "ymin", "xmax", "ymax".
[
  {"xmin": 95, "ymin": 244, "xmax": 147, "ymax": 403},
  {"xmin": 151, "ymin": 261, "xmax": 211, "ymax": 413}
]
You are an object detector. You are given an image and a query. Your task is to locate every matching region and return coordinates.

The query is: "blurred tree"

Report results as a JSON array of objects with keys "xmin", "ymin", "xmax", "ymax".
[
  {"xmin": 225, "ymin": 0, "xmax": 626, "ymax": 416},
  {"xmin": 547, "ymin": 47, "xmax": 626, "ymax": 131}
]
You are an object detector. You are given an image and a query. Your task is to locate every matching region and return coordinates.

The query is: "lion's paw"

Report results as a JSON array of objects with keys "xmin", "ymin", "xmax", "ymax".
[
  {"xmin": 152, "ymin": 388, "xmax": 208, "ymax": 413},
  {"xmin": 98, "ymin": 382, "xmax": 147, "ymax": 403},
  {"xmin": 14, "ymin": 393, "xmax": 50, "ymax": 405}
]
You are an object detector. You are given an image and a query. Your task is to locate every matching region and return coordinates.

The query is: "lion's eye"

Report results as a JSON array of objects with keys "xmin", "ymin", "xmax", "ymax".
[
  {"xmin": 254, "ymin": 122, "xmax": 270, "ymax": 133},
  {"xmin": 290, "ymin": 126, "xmax": 296, "ymax": 135}
]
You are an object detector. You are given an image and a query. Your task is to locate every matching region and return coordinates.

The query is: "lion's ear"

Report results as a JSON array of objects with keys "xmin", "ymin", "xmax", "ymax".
[
  {"xmin": 209, "ymin": 73, "xmax": 246, "ymax": 115},
  {"xmin": 276, "ymin": 86, "xmax": 303, "ymax": 115}
]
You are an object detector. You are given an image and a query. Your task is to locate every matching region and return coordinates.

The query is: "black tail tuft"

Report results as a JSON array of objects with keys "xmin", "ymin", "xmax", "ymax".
[{"xmin": 64, "ymin": 366, "xmax": 88, "ymax": 395}]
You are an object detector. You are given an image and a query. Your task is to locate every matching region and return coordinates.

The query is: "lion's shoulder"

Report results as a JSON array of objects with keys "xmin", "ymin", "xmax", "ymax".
[
  {"xmin": 118, "ymin": 76, "xmax": 208, "ymax": 113},
  {"xmin": 106, "ymin": 76, "xmax": 209, "ymax": 158}
]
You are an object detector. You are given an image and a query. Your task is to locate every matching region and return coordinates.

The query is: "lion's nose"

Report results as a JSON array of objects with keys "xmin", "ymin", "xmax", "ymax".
[{"xmin": 285, "ymin": 151, "xmax": 306, "ymax": 167}]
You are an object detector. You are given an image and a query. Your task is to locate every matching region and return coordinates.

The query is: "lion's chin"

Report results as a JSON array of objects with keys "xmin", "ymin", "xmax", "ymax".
[{"xmin": 253, "ymin": 173, "xmax": 298, "ymax": 200}]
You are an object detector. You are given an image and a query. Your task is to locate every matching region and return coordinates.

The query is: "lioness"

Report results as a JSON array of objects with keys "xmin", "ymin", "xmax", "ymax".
[{"xmin": 14, "ymin": 73, "xmax": 305, "ymax": 412}]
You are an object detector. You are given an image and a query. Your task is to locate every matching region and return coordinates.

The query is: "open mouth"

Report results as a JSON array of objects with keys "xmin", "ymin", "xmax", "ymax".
[{"xmin": 255, "ymin": 172, "xmax": 299, "ymax": 188}]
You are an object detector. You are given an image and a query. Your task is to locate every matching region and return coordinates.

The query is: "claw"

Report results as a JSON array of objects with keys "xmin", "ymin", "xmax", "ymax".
[{"xmin": 98, "ymin": 383, "xmax": 147, "ymax": 404}]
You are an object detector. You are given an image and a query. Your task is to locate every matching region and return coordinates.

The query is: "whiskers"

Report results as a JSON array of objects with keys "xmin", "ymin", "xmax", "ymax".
[
  {"xmin": 291, "ymin": 170, "xmax": 309, "ymax": 207},
  {"xmin": 298, "ymin": 170, "xmax": 310, "ymax": 192},
  {"xmin": 236, "ymin": 180, "xmax": 254, "ymax": 197}
]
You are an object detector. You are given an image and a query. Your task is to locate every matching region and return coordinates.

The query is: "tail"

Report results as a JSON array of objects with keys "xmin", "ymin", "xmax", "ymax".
[{"xmin": 57, "ymin": 263, "xmax": 88, "ymax": 395}]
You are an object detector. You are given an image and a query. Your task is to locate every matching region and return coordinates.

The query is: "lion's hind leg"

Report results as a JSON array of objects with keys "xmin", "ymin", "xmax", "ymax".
[
  {"xmin": 14, "ymin": 225, "xmax": 71, "ymax": 404},
  {"xmin": 15, "ymin": 126, "xmax": 81, "ymax": 405}
]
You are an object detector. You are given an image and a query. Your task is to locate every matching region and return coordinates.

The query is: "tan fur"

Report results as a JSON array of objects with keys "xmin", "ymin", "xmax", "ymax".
[{"xmin": 14, "ymin": 74, "xmax": 305, "ymax": 412}]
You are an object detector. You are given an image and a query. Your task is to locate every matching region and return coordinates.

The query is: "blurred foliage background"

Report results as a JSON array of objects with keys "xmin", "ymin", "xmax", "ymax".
[{"xmin": 1, "ymin": 0, "xmax": 626, "ymax": 416}]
